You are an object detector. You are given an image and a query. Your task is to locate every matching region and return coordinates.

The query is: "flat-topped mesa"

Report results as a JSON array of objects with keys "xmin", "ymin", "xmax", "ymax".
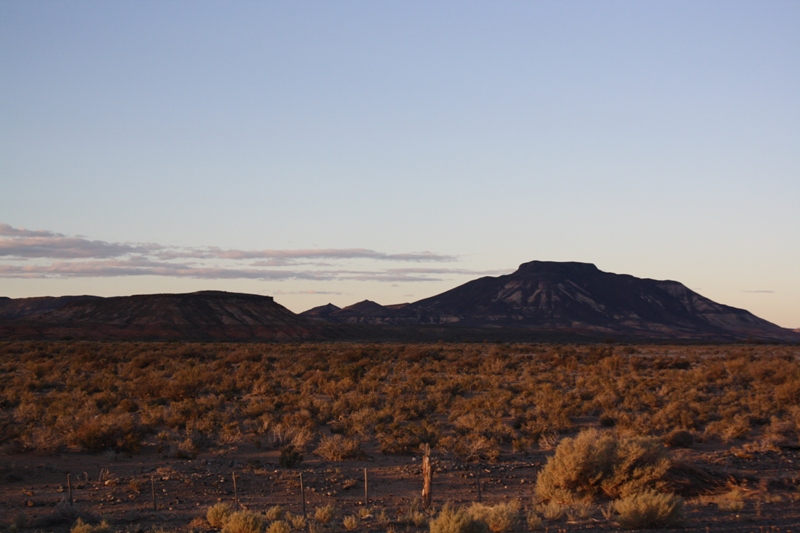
[
  {"xmin": 0, "ymin": 290, "xmax": 317, "ymax": 341},
  {"xmin": 304, "ymin": 260, "xmax": 798, "ymax": 341},
  {"xmin": 516, "ymin": 260, "xmax": 602, "ymax": 276}
]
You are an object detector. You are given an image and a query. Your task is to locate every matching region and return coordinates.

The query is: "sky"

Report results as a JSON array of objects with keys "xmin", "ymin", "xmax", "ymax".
[{"xmin": 1, "ymin": 1, "xmax": 798, "ymax": 328}]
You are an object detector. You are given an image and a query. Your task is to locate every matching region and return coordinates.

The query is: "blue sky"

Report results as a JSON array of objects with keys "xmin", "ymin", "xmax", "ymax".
[{"xmin": 1, "ymin": 1, "xmax": 798, "ymax": 328}]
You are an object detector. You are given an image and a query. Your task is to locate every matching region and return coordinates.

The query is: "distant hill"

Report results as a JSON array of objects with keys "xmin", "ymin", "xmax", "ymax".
[
  {"xmin": 0, "ymin": 291, "xmax": 324, "ymax": 341},
  {"xmin": 300, "ymin": 303, "xmax": 341, "ymax": 320},
  {"xmin": 308, "ymin": 300, "xmax": 409, "ymax": 325},
  {"xmin": 0, "ymin": 295, "xmax": 100, "ymax": 320},
  {"xmin": 303, "ymin": 261, "xmax": 799, "ymax": 342}
]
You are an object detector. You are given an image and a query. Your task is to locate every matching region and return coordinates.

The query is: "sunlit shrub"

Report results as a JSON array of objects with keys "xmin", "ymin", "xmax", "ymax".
[
  {"xmin": 612, "ymin": 490, "xmax": 683, "ymax": 529},
  {"xmin": 429, "ymin": 503, "xmax": 488, "ymax": 533},
  {"xmin": 314, "ymin": 434, "xmax": 363, "ymax": 461},
  {"xmin": 207, "ymin": 502, "xmax": 232, "ymax": 527},
  {"xmin": 535, "ymin": 429, "xmax": 669, "ymax": 503},
  {"xmin": 221, "ymin": 510, "xmax": 264, "ymax": 533}
]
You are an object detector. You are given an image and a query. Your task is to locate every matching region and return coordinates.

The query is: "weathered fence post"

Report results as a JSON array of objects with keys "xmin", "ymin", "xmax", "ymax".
[
  {"xmin": 421, "ymin": 443, "xmax": 432, "ymax": 509},
  {"xmin": 67, "ymin": 474, "xmax": 73, "ymax": 505},
  {"xmin": 233, "ymin": 472, "xmax": 239, "ymax": 510},
  {"xmin": 300, "ymin": 472, "xmax": 306, "ymax": 518},
  {"xmin": 475, "ymin": 466, "xmax": 482, "ymax": 502},
  {"xmin": 151, "ymin": 476, "xmax": 157, "ymax": 511},
  {"xmin": 364, "ymin": 468, "xmax": 369, "ymax": 505}
]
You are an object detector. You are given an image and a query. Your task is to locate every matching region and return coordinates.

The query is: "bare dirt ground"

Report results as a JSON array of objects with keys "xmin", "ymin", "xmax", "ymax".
[{"xmin": 3, "ymin": 436, "xmax": 800, "ymax": 532}]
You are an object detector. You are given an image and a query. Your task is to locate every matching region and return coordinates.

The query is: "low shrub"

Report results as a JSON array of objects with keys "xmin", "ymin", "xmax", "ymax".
[
  {"xmin": 710, "ymin": 488, "xmax": 746, "ymax": 512},
  {"xmin": 399, "ymin": 509, "xmax": 427, "ymax": 527},
  {"xmin": 376, "ymin": 508, "xmax": 391, "ymax": 527},
  {"xmin": 69, "ymin": 413, "xmax": 146, "ymax": 454},
  {"xmin": 266, "ymin": 520, "xmax": 291, "ymax": 533},
  {"xmin": 314, "ymin": 434, "xmax": 363, "ymax": 461},
  {"xmin": 71, "ymin": 519, "xmax": 112, "ymax": 533},
  {"xmin": 429, "ymin": 503, "xmax": 488, "ymax": 533},
  {"xmin": 264, "ymin": 505, "xmax": 284, "ymax": 521},
  {"xmin": 662, "ymin": 430, "xmax": 694, "ymax": 448},
  {"xmin": 534, "ymin": 429, "xmax": 670, "ymax": 503},
  {"xmin": 287, "ymin": 512, "xmax": 306, "ymax": 530},
  {"xmin": 467, "ymin": 501, "xmax": 519, "ymax": 533},
  {"xmin": 207, "ymin": 502, "xmax": 233, "ymax": 527},
  {"xmin": 313, "ymin": 505, "xmax": 336, "ymax": 524},
  {"xmin": 565, "ymin": 500, "xmax": 597, "ymax": 521},
  {"xmin": 279, "ymin": 445, "xmax": 303, "ymax": 468},
  {"xmin": 537, "ymin": 501, "xmax": 567, "ymax": 521},
  {"xmin": 342, "ymin": 515, "xmax": 359, "ymax": 531},
  {"xmin": 376, "ymin": 420, "xmax": 440, "ymax": 455},
  {"xmin": 525, "ymin": 510, "xmax": 543, "ymax": 530},
  {"xmin": 221, "ymin": 510, "xmax": 264, "ymax": 533},
  {"xmin": 612, "ymin": 490, "xmax": 683, "ymax": 529},
  {"xmin": 440, "ymin": 433, "xmax": 501, "ymax": 462}
]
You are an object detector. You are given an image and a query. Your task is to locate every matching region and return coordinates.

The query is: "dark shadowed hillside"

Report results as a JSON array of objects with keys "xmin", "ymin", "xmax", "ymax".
[
  {"xmin": 0, "ymin": 295, "xmax": 101, "ymax": 320},
  {"xmin": 305, "ymin": 261, "xmax": 798, "ymax": 342},
  {"xmin": 0, "ymin": 291, "xmax": 327, "ymax": 341},
  {"xmin": 2, "ymin": 262, "xmax": 797, "ymax": 342}
]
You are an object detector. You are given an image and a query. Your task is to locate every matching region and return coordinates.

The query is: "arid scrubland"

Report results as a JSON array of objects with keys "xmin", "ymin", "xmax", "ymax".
[{"xmin": 1, "ymin": 341, "xmax": 800, "ymax": 532}]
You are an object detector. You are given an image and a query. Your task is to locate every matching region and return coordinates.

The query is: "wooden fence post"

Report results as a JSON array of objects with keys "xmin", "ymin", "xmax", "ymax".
[
  {"xmin": 67, "ymin": 474, "xmax": 73, "ymax": 505},
  {"xmin": 300, "ymin": 472, "xmax": 306, "ymax": 518},
  {"xmin": 364, "ymin": 468, "xmax": 368, "ymax": 505},
  {"xmin": 151, "ymin": 476, "xmax": 156, "ymax": 511},
  {"xmin": 233, "ymin": 472, "xmax": 239, "ymax": 510},
  {"xmin": 421, "ymin": 443, "xmax": 432, "ymax": 509},
  {"xmin": 476, "ymin": 466, "xmax": 482, "ymax": 502}
]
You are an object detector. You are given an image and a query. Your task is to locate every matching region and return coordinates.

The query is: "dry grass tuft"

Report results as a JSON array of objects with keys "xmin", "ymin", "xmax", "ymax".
[
  {"xmin": 429, "ymin": 503, "xmax": 488, "ymax": 533},
  {"xmin": 221, "ymin": 511, "xmax": 264, "ymax": 533},
  {"xmin": 266, "ymin": 520, "xmax": 291, "ymax": 533},
  {"xmin": 70, "ymin": 518, "xmax": 112, "ymax": 533},
  {"xmin": 313, "ymin": 505, "xmax": 336, "ymax": 525},
  {"xmin": 264, "ymin": 505, "xmax": 284, "ymax": 522},
  {"xmin": 342, "ymin": 514, "xmax": 359, "ymax": 531},
  {"xmin": 314, "ymin": 434, "xmax": 364, "ymax": 461},
  {"xmin": 466, "ymin": 501, "xmax": 519, "ymax": 533},
  {"xmin": 612, "ymin": 490, "xmax": 683, "ymax": 529}
]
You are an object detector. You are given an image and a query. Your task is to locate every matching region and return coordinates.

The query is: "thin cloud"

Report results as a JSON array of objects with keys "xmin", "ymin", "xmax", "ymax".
[
  {"xmin": 742, "ymin": 290, "xmax": 774, "ymax": 294},
  {"xmin": 0, "ymin": 224, "xmax": 454, "ymax": 262},
  {"xmin": 0, "ymin": 262, "xmax": 468, "ymax": 282},
  {"xmin": 0, "ymin": 223, "xmax": 59, "ymax": 237},
  {"xmin": 273, "ymin": 290, "xmax": 343, "ymax": 296},
  {"xmin": 163, "ymin": 247, "xmax": 455, "ymax": 262},
  {"xmin": 0, "ymin": 224, "xmax": 474, "ymax": 283},
  {"xmin": 0, "ymin": 260, "xmax": 333, "ymax": 281},
  {"xmin": 0, "ymin": 236, "xmax": 155, "ymax": 259}
]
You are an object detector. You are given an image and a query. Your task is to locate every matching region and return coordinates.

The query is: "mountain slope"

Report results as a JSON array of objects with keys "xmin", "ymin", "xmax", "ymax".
[
  {"xmin": 308, "ymin": 261, "xmax": 797, "ymax": 341},
  {"xmin": 0, "ymin": 291, "xmax": 321, "ymax": 341},
  {"xmin": 2, "ymin": 262, "xmax": 795, "ymax": 342},
  {"xmin": 300, "ymin": 303, "xmax": 341, "ymax": 320},
  {"xmin": 0, "ymin": 295, "xmax": 101, "ymax": 320}
]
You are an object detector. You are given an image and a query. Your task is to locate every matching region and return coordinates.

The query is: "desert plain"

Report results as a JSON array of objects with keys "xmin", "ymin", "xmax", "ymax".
[{"xmin": 1, "ymin": 341, "xmax": 799, "ymax": 533}]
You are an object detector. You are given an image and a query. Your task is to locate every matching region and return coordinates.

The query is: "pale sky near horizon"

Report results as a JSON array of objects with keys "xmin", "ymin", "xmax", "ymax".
[{"xmin": 1, "ymin": 2, "xmax": 799, "ymax": 328}]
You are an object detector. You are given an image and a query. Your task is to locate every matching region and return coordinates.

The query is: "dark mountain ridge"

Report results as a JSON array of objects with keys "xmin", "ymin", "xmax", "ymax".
[
  {"xmin": 0, "ymin": 295, "xmax": 101, "ymax": 320},
  {"xmin": 304, "ymin": 261, "xmax": 797, "ymax": 341},
  {"xmin": 0, "ymin": 291, "xmax": 325, "ymax": 341},
  {"xmin": 1, "ymin": 262, "xmax": 796, "ymax": 342}
]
